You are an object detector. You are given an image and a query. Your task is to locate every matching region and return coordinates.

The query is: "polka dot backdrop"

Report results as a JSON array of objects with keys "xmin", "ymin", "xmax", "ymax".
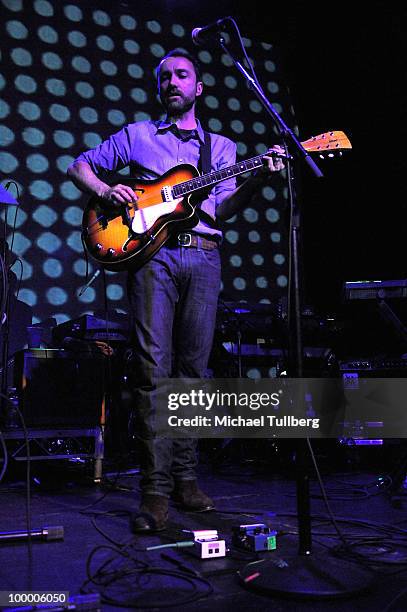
[{"xmin": 0, "ymin": 0, "xmax": 295, "ymax": 326}]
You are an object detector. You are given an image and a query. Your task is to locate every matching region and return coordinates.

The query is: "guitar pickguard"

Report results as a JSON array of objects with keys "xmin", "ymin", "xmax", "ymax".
[{"xmin": 131, "ymin": 198, "xmax": 184, "ymax": 235}]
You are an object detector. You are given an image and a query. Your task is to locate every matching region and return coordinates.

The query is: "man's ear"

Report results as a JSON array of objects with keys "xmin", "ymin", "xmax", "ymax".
[{"xmin": 196, "ymin": 81, "xmax": 203, "ymax": 97}]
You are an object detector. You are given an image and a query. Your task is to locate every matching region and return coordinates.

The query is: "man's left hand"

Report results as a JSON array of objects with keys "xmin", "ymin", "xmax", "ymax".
[{"xmin": 263, "ymin": 145, "xmax": 285, "ymax": 173}]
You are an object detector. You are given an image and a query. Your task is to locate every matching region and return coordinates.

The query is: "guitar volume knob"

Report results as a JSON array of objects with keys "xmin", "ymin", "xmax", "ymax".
[
  {"xmin": 107, "ymin": 248, "xmax": 116, "ymax": 256},
  {"xmin": 95, "ymin": 243, "xmax": 103, "ymax": 251}
]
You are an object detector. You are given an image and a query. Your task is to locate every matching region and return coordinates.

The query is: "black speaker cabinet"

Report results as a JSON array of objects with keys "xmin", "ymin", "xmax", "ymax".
[{"xmin": 9, "ymin": 349, "xmax": 106, "ymax": 427}]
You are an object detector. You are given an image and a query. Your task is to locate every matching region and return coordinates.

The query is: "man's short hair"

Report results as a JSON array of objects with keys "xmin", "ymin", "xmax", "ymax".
[{"xmin": 155, "ymin": 48, "xmax": 202, "ymax": 82}]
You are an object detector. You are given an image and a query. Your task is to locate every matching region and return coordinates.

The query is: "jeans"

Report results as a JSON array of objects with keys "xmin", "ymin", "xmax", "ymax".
[{"xmin": 127, "ymin": 242, "xmax": 221, "ymax": 497}]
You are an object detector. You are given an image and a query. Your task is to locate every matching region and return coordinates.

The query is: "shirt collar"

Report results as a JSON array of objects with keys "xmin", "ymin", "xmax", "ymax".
[{"xmin": 155, "ymin": 118, "xmax": 205, "ymax": 143}]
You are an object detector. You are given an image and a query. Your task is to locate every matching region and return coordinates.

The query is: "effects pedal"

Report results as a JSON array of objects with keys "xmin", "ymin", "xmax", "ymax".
[
  {"xmin": 232, "ymin": 523, "xmax": 277, "ymax": 552},
  {"xmin": 186, "ymin": 529, "xmax": 226, "ymax": 559}
]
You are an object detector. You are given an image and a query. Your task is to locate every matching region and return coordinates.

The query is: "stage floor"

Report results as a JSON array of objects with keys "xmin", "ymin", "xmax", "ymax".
[{"xmin": 0, "ymin": 440, "xmax": 406, "ymax": 611}]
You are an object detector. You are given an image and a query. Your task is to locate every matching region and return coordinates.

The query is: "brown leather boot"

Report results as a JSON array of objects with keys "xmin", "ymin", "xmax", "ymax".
[
  {"xmin": 130, "ymin": 494, "xmax": 168, "ymax": 533},
  {"xmin": 173, "ymin": 480, "xmax": 215, "ymax": 511}
]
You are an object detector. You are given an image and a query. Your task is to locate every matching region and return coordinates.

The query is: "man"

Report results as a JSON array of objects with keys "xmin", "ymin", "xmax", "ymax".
[{"xmin": 68, "ymin": 49, "xmax": 284, "ymax": 532}]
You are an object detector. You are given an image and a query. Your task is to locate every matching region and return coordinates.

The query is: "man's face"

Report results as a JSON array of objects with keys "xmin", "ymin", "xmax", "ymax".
[{"xmin": 158, "ymin": 56, "xmax": 203, "ymax": 115}]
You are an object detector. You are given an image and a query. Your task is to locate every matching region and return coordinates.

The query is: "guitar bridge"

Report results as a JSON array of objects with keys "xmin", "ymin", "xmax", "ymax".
[{"xmin": 161, "ymin": 185, "xmax": 173, "ymax": 202}]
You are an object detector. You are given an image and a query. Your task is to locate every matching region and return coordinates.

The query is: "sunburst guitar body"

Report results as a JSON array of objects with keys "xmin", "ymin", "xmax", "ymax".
[{"xmin": 82, "ymin": 165, "xmax": 199, "ymax": 271}]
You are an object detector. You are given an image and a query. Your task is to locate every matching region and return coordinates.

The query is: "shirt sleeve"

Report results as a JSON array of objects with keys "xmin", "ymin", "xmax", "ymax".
[
  {"xmin": 213, "ymin": 136, "xmax": 237, "ymax": 205},
  {"xmin": 73, "ymin": 125, "xmax": 133, "ymax": 174}
]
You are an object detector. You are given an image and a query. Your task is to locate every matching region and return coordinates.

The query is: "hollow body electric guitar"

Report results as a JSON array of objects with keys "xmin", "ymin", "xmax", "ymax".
[{"xmin": 82, "ymin": 131, "xmax": 351, "ymax": 271}]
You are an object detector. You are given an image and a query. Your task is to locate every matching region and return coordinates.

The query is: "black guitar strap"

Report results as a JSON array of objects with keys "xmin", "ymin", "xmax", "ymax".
[
  {"xmin": 199, "ymin": 130, "xmax": 211, "ymax": 175},
  {"xmin": 197, "ymin": 130, "xmax": 219, "ymax": 230}
]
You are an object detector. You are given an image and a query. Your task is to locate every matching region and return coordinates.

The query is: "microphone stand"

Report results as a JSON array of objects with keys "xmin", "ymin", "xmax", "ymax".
[{"xmin": 215, "ymin": 33, "xmax": 373, "ymax": 597}]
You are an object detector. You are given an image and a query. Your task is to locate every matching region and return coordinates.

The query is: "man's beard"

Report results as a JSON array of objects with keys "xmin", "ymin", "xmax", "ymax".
[{"xmin": 162, "ymin": 92, "xmax": 195, "ymax": 116}]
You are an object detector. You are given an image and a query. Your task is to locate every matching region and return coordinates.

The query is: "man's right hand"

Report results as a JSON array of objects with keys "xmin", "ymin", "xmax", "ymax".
[
  {"xmin": 101, "ymin": 184, "xmax": 138, "ymax": 207},
  {"xmin": 67, "ymin": 161, "xmax": 138, "ymax": 208}
]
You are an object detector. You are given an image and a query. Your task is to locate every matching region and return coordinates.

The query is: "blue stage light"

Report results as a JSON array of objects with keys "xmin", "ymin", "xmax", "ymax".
[
  {"xmin": 75, "ymin": 81, "xmax": 94, "ymax": 97},
  {"xmin": 107, "ymin": 110, "xmax": 126, "ymax": 126},
  {"xmin": 277, "ymin": 275, "xmax": 288, "ymax": 287},
  {"xmin": 205, "ymin": 95, "xmax": 219, "ymax": 109},
  {"xmin": 208, "ymin": 118, "xmax": 222, "ymax": 132},
  {"xmin": 42, "ymin": 51, "xmax": 63, "ymax": 70},
  {"xmin": 66, "ymin": 231, "xmax": 83, "ymax": 253},
  {"xmin": 100, "ymin": 60, "xmax": 117, "ymax": 76},
  {"xmin": 119, "ymin": 15, "xmax": 137, "ymax": 30},
  {"xmin": 248, "ymin": 231, "xmax": 261, "ymax": 243},
  {"xmin": 96, "ymin": 35, "xmax": 114, "ymax": 51},
  {"xmin": 130, "ymin": 87, "xmax": 147, "ymax": 103},
  {"xmin": 233, "ymin": 277, "xmax": 246, "ymax": 290},
  {"xmin": 93, "ymin": 10, "xmax": 111, "ymax": 27},
  {"xmin": 19, "ymin": 288, "xmax": 37, "ymax": 306},
  {"xmin": 71, "ymin": 56, "xmax": 91, "ymax": 73},
  {"xmin": 79, "ymin": 107, "xmax": 98, "ymax": 124},
  {"xmin": 225, "ymin": 230, "xmax": 239, "ymax": 245},
  {"xmin": 11, "ymin": 47, "xmax": 32, "ymax": 65},
  {"xmin": 67, "ymin": 31, "xmax": 87, "ymax": 47},
  {"xmin": 274, "ymin": 254, "xmax": 285, "ymax": 265},
  {"xmin": 53, "ymin": 130, "xmax": 75, "ymax": 148},
  {"xmin": 37, "ymin": 25, "xmax": 58, "ymax": 44},
  {"xmin": 15, "ymin": 74, "xmax": 37, "ymax": 93},
  {"xmin": 63, "ymin": 4, "xmax": 83, "ymax": 22},
  {"xmin": 0, "ymin": 152, "xmax": 18, "ymax": 172},
  {"xmin": 63, "ymin": 206, "xmax": 82, "ymax": 226},
  {"xmin": 43, "ymin": 258, "xmax": 63, "ymax": 278},
  {"xmin": 265, "ymin": 208, "xmax": 279, "ymax": 223},
  {"xmin": 33, "ymin": 205, "xmax": 57, "ymax": 228},
  {"xmin": 6, "ymin": 20, "xmax": 28, "ymax": 39},
  {"xmin": 36, "ymin": 232, "xmax": 61, "ymax": 253},
  {"xmin": 49, "ymin": 103, "xmax": 70, "ymax": 122},
  {"xmin": 107, "ymin": 284, "xmax": 124, "ymax": 300},
  {"xmin": 46, "ymin": 287, "xmax": 68, "ymax": 305},
  {"xmin": 60, "ymin": 181, "xmax": 81, "ymax": 200},
  {"xmin": 34, "ymin": 0, "xmax": 53, "ymax": 17}
]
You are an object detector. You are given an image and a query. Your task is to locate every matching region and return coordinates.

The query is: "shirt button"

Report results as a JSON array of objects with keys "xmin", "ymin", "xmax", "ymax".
[{"xmin": 179, "ymin": 158, "xmax": 183, "ymax": 162}]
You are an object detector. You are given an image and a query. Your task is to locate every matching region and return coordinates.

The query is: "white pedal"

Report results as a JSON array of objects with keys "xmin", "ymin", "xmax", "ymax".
[
  {"xmin": 192, "ymin": 538, "xmax": 226, "ymax": 559},
  {"xmin": 186, "ymin": 529, "xmax": 226, "ymax": 559}
]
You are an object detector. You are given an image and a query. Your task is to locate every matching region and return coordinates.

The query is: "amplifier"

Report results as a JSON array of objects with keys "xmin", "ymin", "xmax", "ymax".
[
  {"xmin": 7, "ymin": 349, "xmax": 106, "ymax": 427},
  {"xmin": 339, "ymin": 357, "xmax": 407, "ymax": 373},
  {"xmin": 343, "ymin": 279, "xmax": 407, "ymax": 301},
  {"xmin": 210, "ymin": 343, "xmax": 335, "ymax": 378},
  {"xmin": 52, "ymin": 313, "xmax": 129, "ymax": 344}
]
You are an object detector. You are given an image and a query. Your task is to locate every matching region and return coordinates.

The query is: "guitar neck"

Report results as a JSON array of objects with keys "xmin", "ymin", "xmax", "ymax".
[
  {"xmin": 171, "ymin": 130, "xmax": 351, "ymax": 198},
  {"xmin": 172, "ymin": 154, "xmax": 268, "ymax": 198}
]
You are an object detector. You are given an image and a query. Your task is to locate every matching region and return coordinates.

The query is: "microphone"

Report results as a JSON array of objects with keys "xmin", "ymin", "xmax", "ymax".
[
  {"xmin": 191, "ymin": 17, "xmax": 229, "ymax": 46},
  {"xmin": 78, "ymin": 269, "xmax": 100, "ymax": 296},
  {"xmin": 0, "ymin": 525, "xmax": 64, "ymax": 543}
]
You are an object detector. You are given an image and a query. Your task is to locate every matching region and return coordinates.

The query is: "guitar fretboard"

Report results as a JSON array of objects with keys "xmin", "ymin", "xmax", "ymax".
[{"xmin": 171, "ymin": 154, "xmax": 266, "ymax": 198}]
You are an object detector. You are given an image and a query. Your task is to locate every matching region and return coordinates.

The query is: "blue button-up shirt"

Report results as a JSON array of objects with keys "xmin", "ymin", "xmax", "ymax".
[{"xmin": 74, "ymin": 119, "xmax": 237, "ymax": 239}]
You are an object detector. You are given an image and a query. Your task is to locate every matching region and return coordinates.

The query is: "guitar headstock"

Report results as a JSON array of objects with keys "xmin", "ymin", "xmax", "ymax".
[{"xmin": 301, "ymin": 131, "xmax": 352, "ymax": 159}]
